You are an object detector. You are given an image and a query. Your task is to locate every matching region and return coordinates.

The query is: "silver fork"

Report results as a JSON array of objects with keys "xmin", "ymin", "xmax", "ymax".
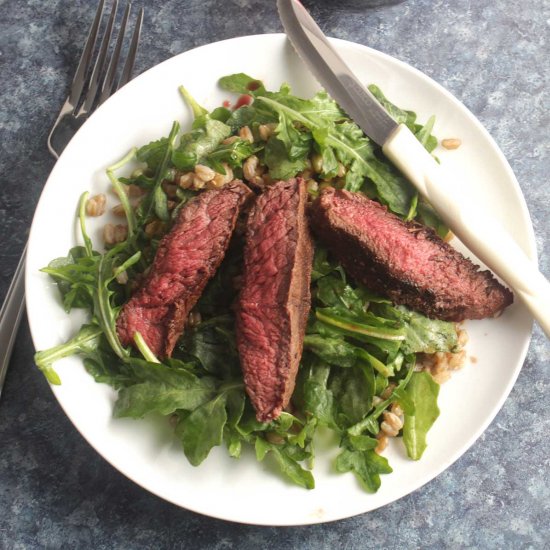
[{"xmin": 0, "ymin": 0, "xmax": 144, "ymax": 399}]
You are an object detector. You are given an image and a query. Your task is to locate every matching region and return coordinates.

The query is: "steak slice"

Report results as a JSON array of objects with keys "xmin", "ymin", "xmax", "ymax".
[
  {"xmin": 117, "ymin": 181, "xmax": 251, "ymax": 358},
  {"xmin": 236, "ymin": 178, "xmax": 314, "ymax": 422},
  {"xmin": 309, "ymin": 187, "xmax": 513, "ymax": 321}
]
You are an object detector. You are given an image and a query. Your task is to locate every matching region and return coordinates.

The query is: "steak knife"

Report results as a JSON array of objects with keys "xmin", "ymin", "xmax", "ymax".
[{"xmin": 277, "ymin": 0, "xmax": 550, "ymax": 338}]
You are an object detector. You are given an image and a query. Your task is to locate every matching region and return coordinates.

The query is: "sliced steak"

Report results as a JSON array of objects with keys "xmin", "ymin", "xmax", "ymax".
[
  {"xmin": 236, "ymin": 178, "xmax": 314, "ymax": 422},
  {"xmin": 309, "ymin": 187, "xmax": 513, "ymax": 321},
  {"xmin": 117, "ymin": 181, "xmax": 251, "ymax": 358}
]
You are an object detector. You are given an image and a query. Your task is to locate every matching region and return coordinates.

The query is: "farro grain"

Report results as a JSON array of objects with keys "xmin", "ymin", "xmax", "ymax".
[{"xmin": 86, "ymin": 194, "xmax": 106, "ymax": 217}]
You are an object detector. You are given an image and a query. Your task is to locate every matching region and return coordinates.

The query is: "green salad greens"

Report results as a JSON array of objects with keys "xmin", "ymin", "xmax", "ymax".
[{"xmin": 35, "ymin": 74, "xmax": 463, "ymax": 492}]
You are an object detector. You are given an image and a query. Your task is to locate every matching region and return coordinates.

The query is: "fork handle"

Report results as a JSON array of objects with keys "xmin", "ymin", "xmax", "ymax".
[{"xmin": 0, "ymin": 243, "xmax": 27, "ymax": 398}]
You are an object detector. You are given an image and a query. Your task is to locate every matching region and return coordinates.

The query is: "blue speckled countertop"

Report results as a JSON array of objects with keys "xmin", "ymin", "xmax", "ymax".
[{"xmin": 1, "ymin": 0, "xmax": 549, "ymax": 547}]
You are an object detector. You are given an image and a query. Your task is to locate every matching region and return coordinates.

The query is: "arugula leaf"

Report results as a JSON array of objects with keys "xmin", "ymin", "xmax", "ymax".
[
  {"xmin": 136, "ymin": 138, "xmax": 168, "ymax": 171},
  {"xmin": 41, "ymin": 247, "xmax": 98, "ymax": 311},
  {"xmin": 179, "ymin": 85, "xmax": 208, "ymax": 120},
  {"xmin": 274, "ymin": 110, "xmax": 312, "ymax": 160},
  {"xmin": 301, "ymin": 362, "xmax": 336, "ymax": 428},
  {"xmin": 137, "ymin": 121, "xmax": 180, "ymax": 223},
  {"xmin": 226, "ymin": 389, "xmax": 246, "ymax": 429},
  {"xmin": 401, "ymin": 312, "xmax": 458, "ymax": 354},
  {"xmin": 255, "ymin": 93, "xmax": 420, "ymax": 215},
  {"xmin": 417, "ymin": 198, "xmax": 449, "ymax": 238},
  {"xmin": 254, "ymin": 435, "xmax": 272, "ymax": 461},
  {"xmin": 415, "ymin": 115, "xmax": 438, "ymax": 153},
  {"xmin": 264, "ymin": 136, "xmax": 308, "ymax": 180},
  {"xmin": 225, "ymin": 104, "xmax": 270, "ymax": 131},
  {"xmin": 303, "ymin": 335, "xmax": 357, "ymax": 369},
  {"xmin": 311, "ymin": 246, "xmax": 338, "ymax": 281},
  {"xmin": 34, "ymin": 324, "xmax": 103, "ymax": 385},
  {"xmin": 236, "ymin": 402, "xmax": 270, "ymax": 436},
  {"xmin": 359, "ymin": 157, "xmax": 417, "ymax": 217},
  {"xmin": 93, "ymin": 248, "xmax": 136, "ymax": 359},
  {"xmin": 346, "ymin": 434, "xmax": 378, "ymax": 452},
  {"xmin": 218, "ymin": 73, "xmax": 265, "ymax": 95},
  {"xmin": 83, "ymin": 351, "xmax": 130, "ymax": 389},
  {"xmin": 255, "ymin": 438, "xmax": 315, "ymax": 489},
  {"xmin": 271, "ymin": 446, "xmax": 315, "ymax": 489},
  {"xmin": 371, "ymin": 304, "xmax": 458, "ymax": 354},
  {"xmin": 368, "ymin": 84, "xmax": 418, "ymax": 130},
  {"xmin": 330, "ymin": 362, "xmax": 374, "ymax": 426},
  {"xmin": 206, "ymin": 138, "xmax": 258, "ymax": 169},
  {"xmin": 403, "ymin": 372, "xmax": 440, "ymax": 460},
  {"xmin": 114, "ymin": 371, "xmax": 216, "ymax": 418},
  {"xmin": 316, "ymin": 309, "xmax": 406, "ymax": 342},
  {"xmin": 171, "ymin": 119, "xmax": 230, "ymax": 171},
  {"xmin": 305, "ymin": 90, "xmax": 346, "ymax": 122},
  {"xmin": 178, "ymin": 393, "xmax": 228, "ymax": 466},
  {"xmin": 38, "ymin": 240, "xmax": 140, "ymax": 378},
  {"xmin": 316, "ymin": 275, "xmax": 374, "ymax": 316},
  {"xmin": 335, "ymin": 448, "xmax": 392, "ymax": 492},
  {"xmin": 348, "ymin": 359, "xmax": 416, "ymax": 436},
  {"xmin": 184, "ymin": 322, "xmax": 239, "ymax": 378}
]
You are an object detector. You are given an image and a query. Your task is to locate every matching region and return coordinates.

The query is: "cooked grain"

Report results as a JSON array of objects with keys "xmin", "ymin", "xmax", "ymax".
[
  {"xmin": 442, "ymin": 138, "xmax": 462, "ymax": 150},
  {"xmin": 112, "ymin": 203, "xmax": 126, "ymax": 217},
  {"xmin": 86, "ymin": 194, "xmax": 106, "ymax": 217},
  {"xmin": 178, "ymin": 172, "xmax": 194, "ymax": 189},
  {"xmin": 382, "ymin": 411, "xmax": 403, "ymax": 435},
  {"xmin": 194, "ymin": 164, "xmax": 216, "ymax": 182},
  {"xmin": 145, "ymin": 220, "xmax": 166, "ymax": 238},
  {"xmin": 103, "ymin": 223, "xmax": 116, "ymax": 245},
  {"xmin": 239, "ymin": 125, "xmax": 254, "ymax": 143},
  {"xmin": 375, "ymin": 433, "xmax": 388, "ymax": 454},
  {"xmin": 211, "ymin": 163, "xmax": 234, "ymax": 187},
  {"xmin": 258, "ymin": 123, "xmax": 276, "ymax": 141}
]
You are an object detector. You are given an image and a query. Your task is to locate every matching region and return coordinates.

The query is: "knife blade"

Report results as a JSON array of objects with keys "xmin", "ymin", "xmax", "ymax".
[
  {"xmin": 277, "ymin": 0, "xmax": 550, "ymax": 338},
  {"xmin": 277, "ymin": 0, "xmax": 396, "ymax": 147}
]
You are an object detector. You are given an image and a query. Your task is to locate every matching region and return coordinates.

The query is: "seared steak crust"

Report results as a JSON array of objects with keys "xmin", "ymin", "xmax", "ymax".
[
  {"xmin": 309, "ymin": 187, "xmax": 513, "ymax": 321},
  {"xmin": 117, "ymin": 181, "xmax": 251, "ymax": 358},
  {"xmin": 236, "ymin": 178, "xmax": 314, "ymax": 422}
]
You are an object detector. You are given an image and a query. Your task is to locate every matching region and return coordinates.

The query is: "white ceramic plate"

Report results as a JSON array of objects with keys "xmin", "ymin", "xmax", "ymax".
[{"xmin": 26, "ymin": 34, "xmax": 535, "ymax": 525}]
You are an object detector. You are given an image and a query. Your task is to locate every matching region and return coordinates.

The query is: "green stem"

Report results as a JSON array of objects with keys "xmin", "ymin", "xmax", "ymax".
[
  {"xmin": 348, "ymin": 361, "xmax": 415, "ymax": 436},
  {"xmin": 96, "ymin": 255, "xmax": 128, "ymax": 360},
  {"xmin": 355, "ymin": 348, "xmax": 394, "ymax": 378},
  {"xmin": 78, "ymin": 191, "xmax": 94, "ymax": 257},
  {"xmin": 112, "ymin": 251, "xmax": 142, "ymax": 280},
  {"xmin": 145, "ymin": 121, "xmax": 180, "ymax": 222},
  {"xmin": 34, "ymin": 325, "xmax": 103, "ymax": 385},
  {"xmin": 405, "ymin": 192, "xmax": 419, "ymax": 221},
  {"xmin": 133, "ymin": 332, "xmax": 160, "ymax": 363},
  {"xmin": 179, "ymin": 85, "xmax": 208, "ymax": 119},
  {"xmin": 316, "ymin": 310, "xmax": 406, "ymax": 341},
  {"xmin": 107, "ymin": 148, "xmax": 138, "ymax": 236}
]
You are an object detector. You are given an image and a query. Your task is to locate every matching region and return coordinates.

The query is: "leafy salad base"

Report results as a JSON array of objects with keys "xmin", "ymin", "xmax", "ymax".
[{"xmin": 25, "ymin": 35, "xmax": 532, "ymax": 525}]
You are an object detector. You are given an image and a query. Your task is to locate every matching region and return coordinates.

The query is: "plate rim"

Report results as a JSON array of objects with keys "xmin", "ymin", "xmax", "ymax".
[{"xmin": 25, "ymin": 32, "xmax": 534, "ymax": 526}]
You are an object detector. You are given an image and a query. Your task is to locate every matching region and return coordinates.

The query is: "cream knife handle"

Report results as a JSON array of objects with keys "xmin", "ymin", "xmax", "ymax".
[{"xmin": 383, "ymin": 123, "xmax": 550, "ymax": 338}]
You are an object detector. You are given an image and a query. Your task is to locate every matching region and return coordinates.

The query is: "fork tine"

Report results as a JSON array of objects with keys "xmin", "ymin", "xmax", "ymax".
[
  {"xmin": 97, "ymin": 3, "xmax": 132, "ymax": 107},
  {"xmin": 48, "ymin": 0, "xmax": 143, "ymax": 158},
  {"xmin": 78, "ymin": 0, "xmax": 119, "ymax": 116},
  {"xmin": 117, "ymin": 7, "xmax": 143, "ymax": 90},
  {"xmin": 68, "ymin": 0, "xmax": 106, "ymax": 108}
]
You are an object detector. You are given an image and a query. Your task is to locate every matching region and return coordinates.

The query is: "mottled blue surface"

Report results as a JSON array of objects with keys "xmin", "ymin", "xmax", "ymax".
[{"xmin": 1, "ymin": 0, "xmax": 549, "ymax": 547}]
